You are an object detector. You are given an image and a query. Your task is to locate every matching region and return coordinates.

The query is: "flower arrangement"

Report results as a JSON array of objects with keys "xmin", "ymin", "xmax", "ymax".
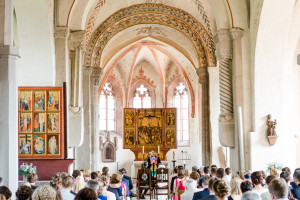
[
  {"xmin": 19, "ymin": 163, "xmax": 37, "ymax": 181},
  {"xmin": 267, "ymin": 161, "xmax": 283, "ymax": 173}
]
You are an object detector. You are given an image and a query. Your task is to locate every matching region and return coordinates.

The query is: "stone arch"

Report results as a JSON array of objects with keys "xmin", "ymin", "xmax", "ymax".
[
  {"xmin": 128, "ymin": 79, "xmax": 156, "ymax": 108},
  {"xmin": 85, "ymin": 3, "xmax": 216, "ymax": 68}
]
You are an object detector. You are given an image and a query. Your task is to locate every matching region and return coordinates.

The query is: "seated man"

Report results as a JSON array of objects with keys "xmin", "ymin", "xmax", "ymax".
[
  {"xmin": 27, "ymin": 173, "xmax": 38, "ymax": 190},
  {"xmin": 202, "ymin": 178, "xmax": 218, "ymax": 200},
  {"xmin": 119, "ymin": 168, "xmax": 132, "ymax": 197},
  {"xmin": 120, "ymin": 168, "xmax": 133, "ymax": 191},
  {"xmin": 268, "ymin": 178, "xmax": 288, "ymax": 200},
  {"xmin": 193, "ymin": 176, "xmax": 211, "ymax": 200},
  {"xmin": 198, "ymin": 166, "xmax": 211, "ymax": 187},
  {"xmin": 291, "ymin": 169, "xmax": 300, "ymax": 199}
]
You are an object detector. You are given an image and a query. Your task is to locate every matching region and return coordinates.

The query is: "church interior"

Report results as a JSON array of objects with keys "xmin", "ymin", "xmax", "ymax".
[{"xmin": 1, "ymin": 0, "xmax": 300, "ymax": 199}]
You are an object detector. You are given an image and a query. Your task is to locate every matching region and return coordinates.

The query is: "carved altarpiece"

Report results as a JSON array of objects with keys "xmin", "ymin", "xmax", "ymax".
[{"xmin": 124, "ymin": 108, "xmax": 176, "ymax": 160}]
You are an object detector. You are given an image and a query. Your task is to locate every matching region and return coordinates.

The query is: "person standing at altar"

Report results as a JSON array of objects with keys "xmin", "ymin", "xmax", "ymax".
[{"xmin": 147, "ymin": 151, "xmax": 161, "ymax": 178}]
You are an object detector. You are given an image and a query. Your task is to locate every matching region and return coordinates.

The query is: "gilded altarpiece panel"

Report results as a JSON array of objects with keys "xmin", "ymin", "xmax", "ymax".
[
  {"xmin": 124, "ymin": 108, "xmax": 136, "ymax": 149},
  {"xmin": 165, "ymin": 108, "xmax": 177, "ymax": 149}
]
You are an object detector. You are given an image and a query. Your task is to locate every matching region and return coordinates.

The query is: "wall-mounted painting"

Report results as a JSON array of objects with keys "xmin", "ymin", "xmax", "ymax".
[{"xmin": 18, "ymin": 87, "xmax": 64, "ymax": 159}]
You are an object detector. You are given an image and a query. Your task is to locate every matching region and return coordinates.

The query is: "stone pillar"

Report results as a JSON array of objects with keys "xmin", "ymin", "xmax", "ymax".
[
  {"xmin": 0, "ymin": 0, "xmax": 20, "ymax": 193},
  {"xmin": 67, "ymin": 31, "xmax": 86, "ymax": 149},
  {"xmin": 75, "ymin": 66, "xmax": 91, "ymax": 169},
  {"xmin": 197, "ymin": 67, "xmax": 211, "ymax": 165},
  {"xmin": 230, "ymin": 28, "xmax": 246, "ymax": 170},
  {"xmin": 54, "ymin": 27, "xmax": 69, "ymax": 86},
  {"xmin": 89, "ymin": 67, "xmax": 102, "ymax": 171},
  {"xmin": 214, "ymin": 29, "xmax": 235, "ymax": 148}
]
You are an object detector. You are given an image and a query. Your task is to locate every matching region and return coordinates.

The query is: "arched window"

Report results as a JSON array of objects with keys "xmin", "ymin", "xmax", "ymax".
[
  {"xmin": 174, "ymin": 83, "xmax": 189, "ymax": 144},
  {"xmin": 133, "ymin": 84, "xmax": 152, "ymax": 108},
  {"xmin": 99, "ymin": 83, "xmax": 115, "ymax": 131}
]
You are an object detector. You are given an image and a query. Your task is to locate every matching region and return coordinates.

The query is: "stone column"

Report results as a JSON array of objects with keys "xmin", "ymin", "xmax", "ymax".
[
  {"xmin": 67, "ymin": 31, "xmax": 86, "ymax": 149},
  {"xmin": 214, "ymin": 29, "xmax": 235, "ymax": 148},
  {"xmin": 230, "ymin": 28, "xmax": 246, "ymax": 171},
  {"xmin": 0, "ymin": 0, "xmax": 20, "ymax": 193},
  {"xmin": 54, "ymin": 27, "xmax": 69, "ymax": 86},
  {"xmin": 89, "ymin": 67, "xmax": 102, "ymax": 171},
  {"xmin": 197, "ymin": 67, "xmax": 211, "ymax": 166}
]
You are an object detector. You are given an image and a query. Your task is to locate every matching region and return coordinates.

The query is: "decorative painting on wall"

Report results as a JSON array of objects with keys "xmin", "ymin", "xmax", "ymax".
[
  {"xmin": 123, "ymin": 108, "xmax": 176, "ymax": 160},
  {"xmin": 18, "ymin": 87, "xmax": 64, "ymax": 159}
]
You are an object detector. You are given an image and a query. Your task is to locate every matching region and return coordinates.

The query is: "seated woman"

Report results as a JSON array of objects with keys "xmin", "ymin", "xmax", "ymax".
[
  {"xmin": 180, "ymin": 179, "xmax": 200, "ymax": 200},
  {"xmin": 173, "ymin": 169, "xmax": 189, "ymax": 200},
  {"xmin": 213, "ymin": 180, "xmax": 230, "ymax": 200},
  {"xmin": 100, "ymin": 175, "xmax": 116, "ymax": 200},
  {"xmin": 251, "ymin": 171, "xmax": 269, "ymax": 199},
  {"xmin": 107, "ymin": 174, "xmax": 123, "ymax": 200},
  {"xmin": 228, "ymin": 175, "xmax": 243, "ymax": 200}
]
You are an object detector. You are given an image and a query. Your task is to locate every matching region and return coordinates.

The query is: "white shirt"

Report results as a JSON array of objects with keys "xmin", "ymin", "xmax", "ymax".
[
  {"xmin": 223, "ymin": 175, "xmax": 231, "ymax": 184},
  {"xmin": 60, "ymin": 189, "xmax": 75, "ymax": 200},
  {"xmin": 103, "ymin": 190, "xmax": 116, "ymax": 200},
  {"xmin": 181, "ymin": 180, "xmax": 200, "ymax": 200}
]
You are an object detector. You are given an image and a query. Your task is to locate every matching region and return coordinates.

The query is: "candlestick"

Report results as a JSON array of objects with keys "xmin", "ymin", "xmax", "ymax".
[{"xmin": 173, "ymin": 149, "xmax": 175, "ymax": 160}]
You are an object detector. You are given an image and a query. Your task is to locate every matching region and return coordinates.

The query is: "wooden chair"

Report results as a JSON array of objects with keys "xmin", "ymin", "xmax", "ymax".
[
  {"xmin": 155, "ymin": 168, "xmax": 169, "ymax": 200},
  {"xmin": 137, "ymin": 167, "xmax": 152, "ymax": 200}
]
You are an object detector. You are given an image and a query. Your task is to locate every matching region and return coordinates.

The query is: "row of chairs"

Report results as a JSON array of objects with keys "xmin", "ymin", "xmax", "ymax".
[{"xmin": 137, "ymin": 168, "xmax": 169, "ymax": 200}]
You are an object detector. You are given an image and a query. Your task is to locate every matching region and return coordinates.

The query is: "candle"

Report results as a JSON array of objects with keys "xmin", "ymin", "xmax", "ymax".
[
  {"xmin": 142, "ymin": 146, "xmax": 144, "ymax": 154},
  {"xmin": 158, "ymin": 146, "xmax": 160, "ymax": 154},
  {"xmin": 173, "ymin": 149, "xmax": 175, "ymax": 160}
]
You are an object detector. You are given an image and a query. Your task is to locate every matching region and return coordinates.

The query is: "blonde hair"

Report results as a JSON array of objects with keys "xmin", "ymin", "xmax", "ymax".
[
  {"xmin": 270, "ymin": 168, "xmax": 279, "ymax": 177},
  {"xmin": 230, "ymin": 175, "xmax": 242, "ymax": 195},
  {"xmin": 183, "ymin": 170, "xmax": 190, "ymax": 177},
  {"xmin": 84, "ymin": 169, "xmax": 91, "ymax": 178},
  {"xmin": 32, "ymin": 185, "xmax": 56, "ymax": 200},
  {"xmin": 213, "ymin": 180, "xmax": 231, "ymax": 198},
  {"xmin": 73, "ymin": 176, "xmax": 86, "ymax": 193}
]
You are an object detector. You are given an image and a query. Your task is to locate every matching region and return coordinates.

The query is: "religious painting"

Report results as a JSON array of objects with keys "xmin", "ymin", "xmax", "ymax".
[
  {"xmin": 124, "ymin": 129, "xmax": 135, "ymax": 148},
  {"xmin": 165, "ymin": 108, "xmax": 177, "ymax": 149},
  {"xmin": 19, "ymin": 91, "xmax": 32, "ymax": 111},
  {"xmin": 19, "ymin": 113, "xmax": 32, "ymax": 133},
  {"xmin": 33, "ymin": 134, "xmax": 46, "ymax": 155},
  {"xmin": 124, "ymin": 108, "xmax": 136, "ymax": 127},
  {"xmin": 33, "ymin": 91, "xmax": 46, "ymax": 111},
  {"xmin": 33, "ymin": 113, "xmax": 46, "ymax": 133},
  {"xmin": 18, "ymin": 87, "xmax": 64, "ymax": 159},
  {"xmin": 47, "ymin": 91, "xmax": 60, "ymax": 111},
  {"xmin": 47, "ymin": 135, "xmax": 59, "ymax": 155},
  {"xmin": 137, "ymin": 109, "xmax": 163, "ymax": 147},
  {"xmin": 47, "ymin": 113, "xmax": 60, "ymax": 133},
  {"xmin": 19, "ymin": 134, "xmax": 32, "ymax": 155}
]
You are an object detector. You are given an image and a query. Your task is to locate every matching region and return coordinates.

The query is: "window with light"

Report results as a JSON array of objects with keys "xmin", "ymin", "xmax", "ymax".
[
  {"xmin": 133, "ymin": 84, "xmax": 152, "ymax": 108},
  {"xmin": 174, "ymin": 82, "xmax": 189, "ymax": 144},
  {"xmin": 99, "ymin": 83, "xmax": 115, "ymax": 132}
]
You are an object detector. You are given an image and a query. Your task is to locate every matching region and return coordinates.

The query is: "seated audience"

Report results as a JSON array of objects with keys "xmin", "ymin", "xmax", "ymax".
[
  {"xmin": 32, "ymin": 185, "xmax": 56, "ymax": 200},
  {"xmin": 280, "ymin": 171, "xmax": 294, "ymax": 199},
  {"xmin": 84, "ymin": 169, "xmax": 91, "ymax": 181},
  {"xmin": 86, "ymin": 180, "xmax": 100, "ymax": 195},
  {"xmin": 210, "ymin": 167, "xmax": 217, "ymax": 178},
  {"xmin": 202, "ymin": 177, "xmax": 218, "ymax": 200},
  {"xmin": 213, "ymin": 180, "xmax": 230, "ymax": 200},
  {"xmin": 174, "ymin": 169, "xmax": 189, "ymax": 200},
  {"xmin": 251, "ymin": 171, "xmax": 268, "ymax": 196},
  {"xmin": 229, "ymin": 175, "xmax": 243, "ymax": 200},
  {"xmin": 198, "ymin": 166, "xmax": 211, "ymax": 187},
  {"xmin": 50, "ymin": 175, "xmax": 63, "ymax": 191},
  {"xmin": 282, "ymin": 167, "xmax": 293, "ymax": 188},
  {"xmin": 240, "ymin": 181, "xmax": 253, "ymax": 194},
  {"xmin": 190, "ymin": 171, "xmax": 200, "ymax": 183},
  {"xmin": 16, "ymin": 185, "xmax": 33, "ymax": 200},
  {"xmin": 223, "ymin": 168, "xmax": 232, "ymax": 184},
  {"xmin": 0, "ymin": 187, "xmax": 11, "ymax": 200},
  {"xmin": 91, "ymin": 172, "xmax": 98, "ymax": 180},
  {"xmin": 192, "ymin": 166, "xmax": 198, "ymax": 172},
  {"xmin": 72, "ymin": 170, "xmax": 81, "ymax": 179},
  {"xmin": 118, "ymin": 170, "xmax": 130, "ymax": 197},
  {"xmin": 193, "ymin": 176, "xmax": 211, "ymax": 200},
  {"xmin": 60, "ymin": 175, "xmax": 75, "ymax": 200},
  {"xmin": 73, "ymin": 176, "xmax": 86, "ymax": 194},
  {"xmin": 241, "ymin": 191, "xmax": 261, "ymax": 200},
  {"xmin": 107, "ymin": 173, "xmax": 122, "ymax": 200},
  {"xmin": 170, "ymin": 166, "xmax": 179, "ymax": 194},
  {"xmin": 180, "ymin": 179, "xmax": 199, "ymax": 200},
  {"xmin": 100, "ymin": 175, "xmax": 116, "ymax": 200},
  {"xmin": 98, "ymin": 180, "xmax": 107, "ymax": 200},
  {"xmin": 268, "ymin": 178, "xmax": 288, "ymax": 200},
  {"xmin": 216, "ymin": 168, "xmax": 225, "ymax": 180},
  {"xmin": 120, "ymin": 168, "xmax": 133, "ymax": 192},
  {"xmin": 291, "ymin": 169, "xmax": 300, "ymax": 199},
  {"xmin": 27, "ymin": 173, "xmax": 38, "ymax": 190},
  {"xmin": 102, "ymin": 167, "xmax": 109, "ymax": 177},
  {"xmin": 265, "ymin": 175, "xmax": 275, "ymax": 187},
  {"xmin": 269, "ymin": 168, "xmax": 279, "ymax": 178},
  {"xmin": 74, "ymin": 188, "xmax": 97, "ymax": 200}
]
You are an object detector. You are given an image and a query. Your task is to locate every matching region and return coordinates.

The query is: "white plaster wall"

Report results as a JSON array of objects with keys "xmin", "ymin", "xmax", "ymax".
[
  {"xmin": 14, "ymin": 0, "xmax": 55, "ymax": 86},
  {"xmin": 252, "ymin": 0, "xmax": 298, "ymax": 171}
]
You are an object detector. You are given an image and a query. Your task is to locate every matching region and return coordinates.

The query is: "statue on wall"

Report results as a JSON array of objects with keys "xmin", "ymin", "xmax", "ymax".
[{"xmin": 267, "ymin": 114, "xmax": 277, "ymax": 136}]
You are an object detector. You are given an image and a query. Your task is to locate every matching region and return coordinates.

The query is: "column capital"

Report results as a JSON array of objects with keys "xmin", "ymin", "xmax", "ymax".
[
  {"xmin": 68, "ymin": 30, "xmax": 86, "ymax": 51},
  {"xmin": 230, "ymin": 27, "xmax": 244, "ymax": 40},
  {"xmin": 213, "ymin": 29, "xmax": 231, "ymax": 43},
  {"xmin": 214, "ymin": 29, "xmax": 232, "ymax": 61},
  {"xmin": 89, "ymin": 67, "xmax": 102, "ymax": 86},
  {"xmin": 197, "ymin": 67, "xmax": 209, "ymax": 84},
  {"xmin": 54, "ymin": 27, "xmax": 69, "ymax": 39}
]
